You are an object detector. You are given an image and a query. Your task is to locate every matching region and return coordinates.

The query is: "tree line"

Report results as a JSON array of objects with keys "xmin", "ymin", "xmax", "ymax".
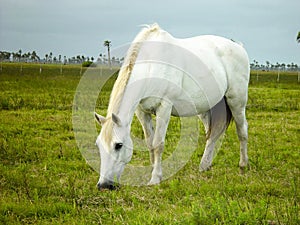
[
  {"xmin": 0, "ymin": 48, "xmax": 123, "ymax": 66},
  {"xmin": 0, "ymin": 50, "xmax": 96, "ymax": 64},
  {"xmin": 250, "ymin": 60, "xmax": 299, "ymax": 71},
  {"xmin": 1, "ymin": 34, "xmax": 299, "ymax": 70}
]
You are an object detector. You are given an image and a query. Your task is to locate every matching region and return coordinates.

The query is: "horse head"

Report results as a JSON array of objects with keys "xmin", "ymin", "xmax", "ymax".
[{"xmin": 94, "ymin": 112, "xmax": 133, "ymax": 190}]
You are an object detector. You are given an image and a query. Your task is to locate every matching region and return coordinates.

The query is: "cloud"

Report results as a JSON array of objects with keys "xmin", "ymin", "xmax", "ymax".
[{"xmin": 0, "ymin": 0, "xmax": 299, "ymax": 64}]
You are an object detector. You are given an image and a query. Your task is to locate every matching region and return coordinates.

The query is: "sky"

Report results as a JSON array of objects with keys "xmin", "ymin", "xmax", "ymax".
[{"xmin": 0, "ymin": 0, "xmax": 299, "ymax": 65}]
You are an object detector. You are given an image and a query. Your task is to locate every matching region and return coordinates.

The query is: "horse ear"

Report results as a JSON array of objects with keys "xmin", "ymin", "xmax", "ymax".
[
  {"xmin": 94, "ymin": 112, "xmax": 106, "ymax": 126},
  {"xmin": 112, "ymin": 113, "xmax": 122, "ymax": 127}
]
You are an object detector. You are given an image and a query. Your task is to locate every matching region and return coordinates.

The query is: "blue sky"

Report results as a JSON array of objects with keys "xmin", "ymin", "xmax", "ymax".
[{"xmin": 0, "ymin": 0, "xmax": 299, "ymax": 65}]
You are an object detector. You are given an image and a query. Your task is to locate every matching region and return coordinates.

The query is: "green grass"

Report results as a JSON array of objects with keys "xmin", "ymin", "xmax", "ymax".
[{"xmin": 0, "ymin": 63, "xmax": 299, "ymax": 224}]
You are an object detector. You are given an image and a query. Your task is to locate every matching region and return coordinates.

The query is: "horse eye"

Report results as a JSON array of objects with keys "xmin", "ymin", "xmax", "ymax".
[{"xmin": 115, "ymin": 143, "xmax": 123, "ymax": 151}]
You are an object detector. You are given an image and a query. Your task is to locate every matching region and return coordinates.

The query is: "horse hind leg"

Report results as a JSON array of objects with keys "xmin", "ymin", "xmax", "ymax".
[
  {"xmin": 233, "ymin": 108, "xmax": 248, "ymax": 169},
  {"xmin": 225, "ymin": 96, "xmax": 249, "ymax": 169},
  {"xmin": 199, "ymin": 98, "xmax": 232, "ymax": 172},
  {"xmin": 198, "ymin": 112, "xmax": 214, "ymax": 171}
]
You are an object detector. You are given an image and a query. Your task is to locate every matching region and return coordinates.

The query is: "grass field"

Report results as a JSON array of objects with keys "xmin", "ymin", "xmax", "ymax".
[{"xmin": 0, "ymin": 63, "xmax": 299, "ymax": 224}]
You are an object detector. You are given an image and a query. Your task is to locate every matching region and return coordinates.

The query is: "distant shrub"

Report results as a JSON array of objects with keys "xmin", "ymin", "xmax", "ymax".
[{"xmin": 82, "ymin": 61, "xmax": 94, "ymax": 67}]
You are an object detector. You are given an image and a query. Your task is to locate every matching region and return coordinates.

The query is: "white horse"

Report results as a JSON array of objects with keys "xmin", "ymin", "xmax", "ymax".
[{"xmin": 95, "ymin": 24, "xmax": 249, "ymax": 190}]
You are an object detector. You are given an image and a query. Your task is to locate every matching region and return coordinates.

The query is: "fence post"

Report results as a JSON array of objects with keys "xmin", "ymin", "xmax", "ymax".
[
  {"xmin": 298, "ymin": 71, "xmax": 300, "ymax": 83},
  {"xmin": 277, "ymin": 70, "xmax": 280, "ymax": 82}
]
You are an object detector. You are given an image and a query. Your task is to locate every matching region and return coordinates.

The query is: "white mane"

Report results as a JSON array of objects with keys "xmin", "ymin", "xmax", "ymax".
[{"xmin": 103, "ymin": 23, "xmax": 161, "ymax": 143}]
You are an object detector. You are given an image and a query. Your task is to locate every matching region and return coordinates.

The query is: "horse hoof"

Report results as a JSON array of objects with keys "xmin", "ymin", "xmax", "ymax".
[
  {"xmin": 199, "ymin": 164, "xmax": 211, "ymax": 172},
  {"xmin": 239, "ymin": 163, "xmax": 250, "ymax": 174},
  {"xmin": 148, "ymin": 177, "xmax": 161, "ymax": 186}
]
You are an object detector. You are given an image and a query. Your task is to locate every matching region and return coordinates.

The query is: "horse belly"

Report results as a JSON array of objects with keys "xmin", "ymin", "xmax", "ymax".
[{"xmin": 172, "ymin": 72, "xmax": 225, "ymax": 116}]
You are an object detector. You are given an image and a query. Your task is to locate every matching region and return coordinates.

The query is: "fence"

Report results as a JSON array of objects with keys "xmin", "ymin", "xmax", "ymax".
[
  {"xmin": 1, "ymin": 63, "xmax": 299, "ymax": 84},
  {"xmin": 0, "ymin": 62, "xmax": 119, "ymax": 77},
  {"xmin": 250, "ymin": 70, "xmax": 299, "ymax": 83}
]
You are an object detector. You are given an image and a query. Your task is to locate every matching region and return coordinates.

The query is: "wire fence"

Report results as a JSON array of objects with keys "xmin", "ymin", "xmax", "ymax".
[
  {"xmin": 0, "ymin": 62, "xmax": 119, "ymax": 77},
  {"xmin": 250, "ymin": 70, "xmax": 300, "ymax": 84},
  {"xmin": 0, "ymin": 62, "xmax": 299, "ymax": 84}
]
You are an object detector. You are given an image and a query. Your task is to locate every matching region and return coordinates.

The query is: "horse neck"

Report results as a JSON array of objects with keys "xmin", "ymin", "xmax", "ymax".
[{"xmin": 116, "ymin": 82, "xmax": 142, "ymax": 127}]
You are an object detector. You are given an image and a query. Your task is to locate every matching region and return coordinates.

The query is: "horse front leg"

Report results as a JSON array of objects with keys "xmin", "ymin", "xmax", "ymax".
[
  {"xmin": 148, "ymin": 102, "xmax": 172, "ymax": 185},
  {"xmin": 135, "ymin": 106, "xmax": 155, "ymax": 164}
]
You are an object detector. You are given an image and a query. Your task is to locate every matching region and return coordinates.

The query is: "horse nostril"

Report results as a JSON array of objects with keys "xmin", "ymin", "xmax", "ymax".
[{"xmin": 107, "ymin": 184, "xmax": 117, "ymax": 190}]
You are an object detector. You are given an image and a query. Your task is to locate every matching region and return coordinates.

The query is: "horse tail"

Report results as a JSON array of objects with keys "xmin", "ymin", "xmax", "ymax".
[{"xmin": 206, "ymin": 97, "xmax": 232, "ymax": 141}]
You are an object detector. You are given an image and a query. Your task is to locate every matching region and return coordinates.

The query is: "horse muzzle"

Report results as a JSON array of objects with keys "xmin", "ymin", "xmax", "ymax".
[{"xmin": 97, "ymin": 180, "xmax": 119, "ymax": 191}]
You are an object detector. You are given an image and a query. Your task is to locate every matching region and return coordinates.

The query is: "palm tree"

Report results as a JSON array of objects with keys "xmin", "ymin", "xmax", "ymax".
[
  {"xmin": 76, "ymin": 55, "xmax": 81, "ymax": 63},
  {"xmin": 23, "ymin": 52, "xmax": 31, "ymax": 62},
  {"xmin": 297, "ymin": 31, "xmax": 300, "ymax": 43},
  {"xmin": 49, "ymin": 52, "xmax": 53, "ymax": 63},
  {"xmin": 103, "ymin": 40, "xmax": 111, "ymax": 68},
  {"xmin": 266, "ymin": 61, "xmax": 270, "ymax": 71},
  {"xmin": 18, "ymin": 49, "xmax": 22, "ymax": 62},
  {"xmin": 31, "ymin": 51, "xmax": 39, "ymax": 62}
]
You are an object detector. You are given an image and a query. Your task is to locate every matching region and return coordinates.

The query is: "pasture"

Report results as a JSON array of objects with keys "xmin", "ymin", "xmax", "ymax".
[{"xmin": 0, "ymin": 63, "xmax": 299, "ymax": 224}]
